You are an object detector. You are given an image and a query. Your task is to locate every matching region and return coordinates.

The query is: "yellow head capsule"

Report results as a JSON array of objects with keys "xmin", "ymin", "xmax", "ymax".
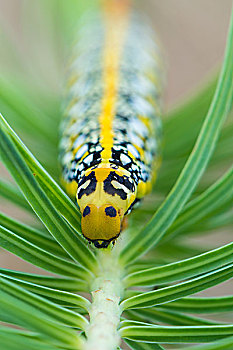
[
  {"xmin": 76, "ymin": 165, "xmax": 137, "ymax": 248},
  {"xmin": 81, "ymin": 204, "xmax": 123, "ymax": 248}
]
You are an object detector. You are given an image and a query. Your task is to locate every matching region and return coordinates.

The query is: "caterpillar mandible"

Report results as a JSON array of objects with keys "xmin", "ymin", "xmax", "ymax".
[{"xmin": 59, "ymin": 1, "xmax": 164, "ymax": 248}]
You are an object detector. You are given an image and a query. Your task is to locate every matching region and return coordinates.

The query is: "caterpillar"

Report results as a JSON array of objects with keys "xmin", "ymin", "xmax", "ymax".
[{"xmin": 59, "ymin": 1, "xmax": 164, "ymax": 248}]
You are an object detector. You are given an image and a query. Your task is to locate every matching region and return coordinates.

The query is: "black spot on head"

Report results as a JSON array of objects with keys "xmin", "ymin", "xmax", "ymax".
[
  {"xmin": 105, "ymin": 206, "xmax": 117, "ymax": 217},
  {"xmin": 83, "ymin": 206, "xmax": 90, "ymax": 217}
]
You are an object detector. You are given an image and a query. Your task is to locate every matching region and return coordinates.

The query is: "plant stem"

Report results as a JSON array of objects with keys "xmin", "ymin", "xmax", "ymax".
[{"xmin": 84, "ymin": 249, "xmax": 123, "ymax": 350}]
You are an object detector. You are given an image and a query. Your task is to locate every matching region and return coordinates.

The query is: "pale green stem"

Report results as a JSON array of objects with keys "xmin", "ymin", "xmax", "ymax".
[{"xmin": 84, "ymin": 248, "xmax": 124, "ymax": 350}]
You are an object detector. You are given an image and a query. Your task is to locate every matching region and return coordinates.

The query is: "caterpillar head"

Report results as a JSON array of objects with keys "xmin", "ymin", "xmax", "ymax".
[
  {"xmin": 76, "ymin": 164, "xmax": 136, "ymax": 248},
  {"xmin": 81, "ymin": 204, "xmax": 123, "ymax": 248}
]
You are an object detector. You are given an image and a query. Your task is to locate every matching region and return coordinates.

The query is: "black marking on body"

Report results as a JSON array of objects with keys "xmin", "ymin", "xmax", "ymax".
[
  {"xmin": 103, "ymin": 171, "xmax": 129, "ymax": 200},
  {"xmin": 74, "ymin": 143, "xmax": 103, "ymax": 181},
  {"xmin": 125, "ymin": 198, "xmax": 141, "ymax": 215},
  {"xmin": 122, "ymin": 175, "xmax": 135, "ymax": 192},
  {"xmin": 110, "ymin": 145, "xmax": 140, "ymax": 184},
  {"xmin": 77, "ymin": 171, "xmax": 97, "ymax": 199}
]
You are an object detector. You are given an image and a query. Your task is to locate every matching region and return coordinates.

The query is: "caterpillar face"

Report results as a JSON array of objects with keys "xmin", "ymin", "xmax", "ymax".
[{"xmin": 77, "ymin": 165, "xmax": 136, "ymax": 248}]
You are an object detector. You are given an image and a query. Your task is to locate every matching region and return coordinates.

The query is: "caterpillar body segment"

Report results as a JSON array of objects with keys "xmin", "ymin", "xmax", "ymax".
[{"xmin": 60, "ymin": 5, "xmax": 164, "ymax": 248}]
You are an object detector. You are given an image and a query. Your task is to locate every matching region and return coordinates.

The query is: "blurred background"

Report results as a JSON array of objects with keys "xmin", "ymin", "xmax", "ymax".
[
  {"xmin": 0, "ymin": 0, "xmax": 232, "ymax": 314},
  {"xmin": 1, "ymin": 0, "xmax": 232, "ymax": 105}
]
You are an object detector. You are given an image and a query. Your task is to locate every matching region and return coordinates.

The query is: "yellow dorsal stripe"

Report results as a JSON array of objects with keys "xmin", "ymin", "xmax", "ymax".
[{"xmin": 99, "ymin": 6, "xmax": 129, "ymax": 161}]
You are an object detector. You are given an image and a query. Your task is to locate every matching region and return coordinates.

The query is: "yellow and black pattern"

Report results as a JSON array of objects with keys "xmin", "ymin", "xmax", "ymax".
[{"xmin": 59, "ymin": 2, "xmax": 164, "ymax": 248}]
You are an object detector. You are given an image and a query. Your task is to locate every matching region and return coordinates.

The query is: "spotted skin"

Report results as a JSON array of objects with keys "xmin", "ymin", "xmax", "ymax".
[{"xmin": 59, "ymin": 4, "xmax": 164, "ymax": 248}]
